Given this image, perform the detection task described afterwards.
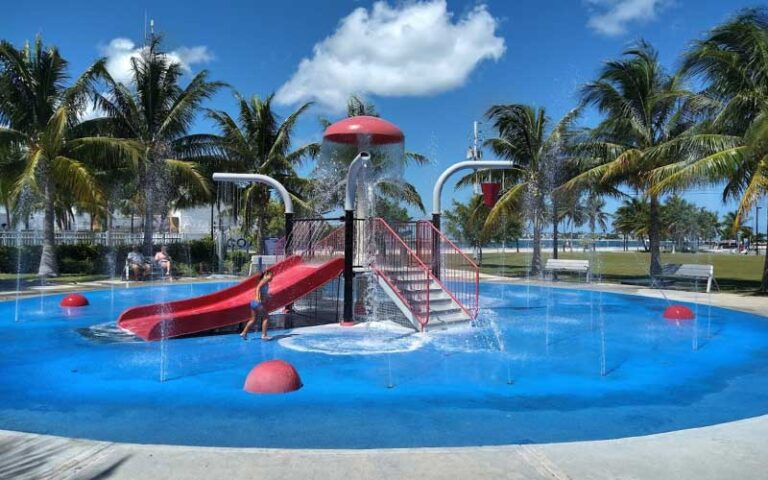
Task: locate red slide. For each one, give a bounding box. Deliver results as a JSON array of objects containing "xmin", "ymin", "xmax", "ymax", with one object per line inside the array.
[{"xmin": 117, "ymin": 256, "xmax": 344, "ymax": 341}]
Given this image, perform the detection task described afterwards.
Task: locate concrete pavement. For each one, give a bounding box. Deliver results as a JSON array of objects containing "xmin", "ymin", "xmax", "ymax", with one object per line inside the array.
[{"xmin": 2, "ymin": 413, "xmax": 768, "ymax": 479}]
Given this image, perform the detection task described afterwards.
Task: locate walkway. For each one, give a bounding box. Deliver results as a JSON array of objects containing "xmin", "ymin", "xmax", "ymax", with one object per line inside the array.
[{"xmin": 2, "ymin": 414, "xmax": 767, "ymax": 479}]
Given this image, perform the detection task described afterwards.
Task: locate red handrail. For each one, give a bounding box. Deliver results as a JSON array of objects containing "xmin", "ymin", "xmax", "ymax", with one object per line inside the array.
[
  {"xmin": 416, "ymin": 220, "xmax": 479, "ymax": 270},
  {"xmin": 416, "ymin": 220, "xmax": 479, "ymax": 319},
  {"xmin": 388, "ymin": 220, "xmax": 479, "ymax": 320},
  {"xmin": 369, "ymin": 218, "xmax": 431, "ymax": 330}
]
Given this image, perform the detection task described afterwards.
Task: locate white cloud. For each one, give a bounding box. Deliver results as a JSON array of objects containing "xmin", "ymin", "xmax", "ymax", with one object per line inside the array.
[
  {"xmin": 275, "ymin": 0, "xmax": 505, "ymax": 111},
  {"xmin": 99, "ymin": 38, "xmax": 213, "ymax": 85},
  {"xmin": 585, "ymin": 0, "xmax": 671, "ymax": 36}
]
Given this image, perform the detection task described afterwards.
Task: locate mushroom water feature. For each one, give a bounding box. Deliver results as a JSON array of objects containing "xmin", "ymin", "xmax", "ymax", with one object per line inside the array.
[{"xmin": 321, "ymin": 116, "xmax": 404, "ymax": 326}]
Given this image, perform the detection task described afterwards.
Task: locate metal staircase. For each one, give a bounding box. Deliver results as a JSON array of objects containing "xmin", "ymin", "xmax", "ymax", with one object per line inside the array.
[{"xmin": 369, "ymin": 218, "xmax": 478, "ymax": 331}]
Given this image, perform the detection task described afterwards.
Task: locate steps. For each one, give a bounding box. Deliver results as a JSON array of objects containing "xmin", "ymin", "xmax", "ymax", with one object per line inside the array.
[
  {"xmin": 375, "ymin": 265, "xmax": 471, "ymax": 331},
  {"xmin": 369, "ymin": 218, "xmax": 477, "ymax": 332}
]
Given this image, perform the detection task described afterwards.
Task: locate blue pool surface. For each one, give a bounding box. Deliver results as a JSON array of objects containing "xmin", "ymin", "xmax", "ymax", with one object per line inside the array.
[{"xmin": 1, "ymin": 281, "xmax": 768, "ymax": 448}]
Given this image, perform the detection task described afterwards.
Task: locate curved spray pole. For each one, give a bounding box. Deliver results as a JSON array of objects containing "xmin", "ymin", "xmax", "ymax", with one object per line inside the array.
[
  {"xmin": 342, "ymin": 152, "xmax": 371, "ymax": 325},
  {"xmin": 431, "ymin": 160, "xmax": 515, "ymax": 277},
  {"xmin": 212, "ymin": 173, "xmax": 295, "ymax": 254}
]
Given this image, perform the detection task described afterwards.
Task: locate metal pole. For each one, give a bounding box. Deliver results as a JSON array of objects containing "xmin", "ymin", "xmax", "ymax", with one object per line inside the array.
[
  {"xmin": 284, "ymin": 212, "xmax": 294, "ymax": 255},
  {"xmin": 431, "ymin": 213, "xmax": 441, "ymax": 278},
  {"xmin": 212, "ymin": 173, "xmax": 295, "ymax": 273},
  {"xmin": 342, "ymin": 152, "xmax": 370, "ymax": 325},
  {"xmin": 431, "ymin": 160, "xmax": 516, "ymax": 280},
  {"xmin": 211, "ymin": 173, "xmax": 294, "ymax": 215},
  {"xmin": 342, "ymin": 209, "xmax": 355, "ymax": 325}
]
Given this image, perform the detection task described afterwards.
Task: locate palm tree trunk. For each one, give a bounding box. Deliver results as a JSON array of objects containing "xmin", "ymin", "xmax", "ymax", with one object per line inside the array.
[
  {"xmin": 142, "ymin": 164, "xmax": 154, "ymax": 256},
  {"xmin": 142, "ymin": 193, "xmax": 153, "ymax": 255},
  {"xmin": 531, "ymin": 219, "xmax": 542, "ymax": 275},
  {"xmin": 258, "ymin": 205, "xmax": 266, "ymax": 255},
  {"xmin": 552, "ymin": 198, "xmax": 559, "ymax": 260},
  {"xmin": 531, "ymin": 194, "xmax": 543, "ymax": 276},
  {"xmin": 761, "ymin": 209, "xmax": 768, "ymax": 293},
  {"xmin": 648, "ymin": 194, "xmax": 662, "ymax": 277},
  {"xmin": 3, "ymin": 198, "xmax": 11, "ymax": 228},
  {"xmin": 38, "ymin": 176, "xmax": 58, "ymax": 277}
]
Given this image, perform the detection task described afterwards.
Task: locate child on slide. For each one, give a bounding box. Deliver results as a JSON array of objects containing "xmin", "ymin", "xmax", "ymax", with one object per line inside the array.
[{"xmin": 240, "ymin": 271, "xmax": 274, "ymax": 341}]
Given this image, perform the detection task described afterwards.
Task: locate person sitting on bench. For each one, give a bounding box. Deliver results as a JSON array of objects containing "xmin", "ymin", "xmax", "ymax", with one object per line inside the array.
[
  {"xmin": 154, "ymin": 245, "xmax": 173, "ymax": 279},
  {"xmin": 128, "ymin": 245, "xmax": 151, "ymax": 280}
]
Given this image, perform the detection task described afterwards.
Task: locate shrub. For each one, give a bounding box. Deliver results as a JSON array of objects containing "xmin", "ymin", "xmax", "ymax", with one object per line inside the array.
[
  {"xmin": 0, "ymin": 245, "xmax": 41, "ymax": 274},
  {"xmin": 56, "ymin": 244, "xmax": 106, "ymax": 274},
  {"xmin": 225, "ymin": 250, "xmax": 251, "ymax": 275},
  {"xmin": 0, "ymin": 236, "xmax": 217, "ymax": 276}
]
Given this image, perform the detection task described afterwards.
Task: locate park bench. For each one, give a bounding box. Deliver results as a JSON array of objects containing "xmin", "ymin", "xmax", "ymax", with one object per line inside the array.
[
  {"xmin": 543, "ymin": 259, "xmax": 591, "ymax": 282},
  {"xmin": 658, "ymin": 263, "xmax": 717, "ymax": 293}
]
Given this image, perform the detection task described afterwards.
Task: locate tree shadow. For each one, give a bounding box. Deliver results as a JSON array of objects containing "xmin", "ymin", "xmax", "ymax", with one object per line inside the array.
[{"xmin": 0, "ymin": 436, "xmax": 129, "ymax": 479}]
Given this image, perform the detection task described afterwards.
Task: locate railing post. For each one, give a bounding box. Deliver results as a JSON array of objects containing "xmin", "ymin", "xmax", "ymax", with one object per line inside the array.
[
  {"xmin": 284, "ymin": 212, "xmax": 294, "ymax": 255},
  {"xmin": 431, "ymin": 213, "xmax": 441, "ymax": 279},
  {"xmin": 342, "ymin": 209, "xmax": 355, "ymax": 326}
]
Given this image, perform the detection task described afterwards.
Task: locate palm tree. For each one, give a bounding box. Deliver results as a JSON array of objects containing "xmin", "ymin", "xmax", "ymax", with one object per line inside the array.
[
  {"xmin": 0, "ymin": 143, "xmax": 22, "ymax": 228},
  {"xmin": 662, "ymin": 195, "xmax": 699, "ymax": 251},
  {"xmin": 719, "ymin": 211, "xmax": 741, "ymax": 239},
  {"xmin": 558, "ymin": 190, "xmax": 585, "ymax": 251},
  {"xmin": 0, "ymin": 37, "xmax": 133, "ymax": 275},
  {"xmin": 344, "ymin": 95, "xmax": 379, "ymax": 117},
  {"xmin": 564, "ymin": 41, "xmax": 713, "ymax": 277},
  {"xmin": 584, "ymin": 193, "xmax": 610, "ymax": 249},
  {"xmin": 462, "ymin": 105, "xmax": 579, "ymax": 275},
  {"xmin": 444, "ymin": 195, "xmax": 491, "ymax": 264},
  {"xmin": 650, "ymin": 9, "xmax": 768, "ymax": 291},
  {"xmin": 613, "ymin": 197, "xmax": 651, "ymax": 251},
  {"xmin": 718, "ymin": 210, "xmax": 753, "ymax": 242},
  {"xmin": 205, "ymin": 92, "xmax": 316, "ymax": 252},
  {"xmin": 90, "ymin": 34, "xmax": 220, "ymax": 254}
]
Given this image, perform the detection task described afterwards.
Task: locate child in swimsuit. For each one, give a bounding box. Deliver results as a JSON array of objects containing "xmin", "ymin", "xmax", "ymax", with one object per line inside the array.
[{"xmin": 240, "ymin": 271, "xmax": 274, "ymax": 340}]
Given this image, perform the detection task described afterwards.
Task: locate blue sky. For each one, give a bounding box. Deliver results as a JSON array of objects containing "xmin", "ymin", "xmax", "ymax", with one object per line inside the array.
[{"xmin": 2, "ymin": 0, "xmax": 765, "ymax": 228}]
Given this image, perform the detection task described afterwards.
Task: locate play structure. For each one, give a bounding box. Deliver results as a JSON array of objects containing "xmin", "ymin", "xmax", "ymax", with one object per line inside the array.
[{"xmin": 118, "ymin": 116, "xmax": 516, "ymax": 340}]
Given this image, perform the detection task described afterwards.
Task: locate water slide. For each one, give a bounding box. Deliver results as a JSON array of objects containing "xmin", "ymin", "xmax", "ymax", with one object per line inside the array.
[{"xmin": 117, "ymin": 256, "xmax": 344, "ymax": 341}]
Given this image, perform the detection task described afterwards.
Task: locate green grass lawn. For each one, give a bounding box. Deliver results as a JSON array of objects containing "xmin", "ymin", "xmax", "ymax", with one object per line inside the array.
[{"xmin": 479, "ymin": 250, "xmax": 766, "ymax": 293}]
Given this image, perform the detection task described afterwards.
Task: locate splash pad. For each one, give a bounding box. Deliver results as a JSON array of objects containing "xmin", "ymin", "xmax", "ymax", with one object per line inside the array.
[
  {"xmin": 3, "ymin": 115, "xmax": 768, "ymax": 451},
  {"xmin": 3, "ymin": 283, "xmax": 768, "ymax": 448}
]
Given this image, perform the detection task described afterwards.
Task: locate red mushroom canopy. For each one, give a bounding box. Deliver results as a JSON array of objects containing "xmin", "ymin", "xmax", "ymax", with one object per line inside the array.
[{"xmin": 323, "ymin": 116, "xmax": 404, "ymax": 145}]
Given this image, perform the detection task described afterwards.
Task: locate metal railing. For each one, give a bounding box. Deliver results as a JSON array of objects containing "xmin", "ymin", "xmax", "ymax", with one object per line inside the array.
[
  {"xmin": 270, "ymin": 220, "xmax": 345, "ymax": 265},
  {"xmin": 368, "ymin": 218, "xmax": 432, "ymax": 330},
  {"xmin": 392, "ymin": 220, "xmax": 479, "ymax": 320}
]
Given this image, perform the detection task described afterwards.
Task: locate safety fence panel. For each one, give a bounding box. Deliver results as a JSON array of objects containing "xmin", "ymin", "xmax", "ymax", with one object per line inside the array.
[
  {"xmin": 368, "ymin": 218, "xmax": 431, "ymax": 329},
  {"xmin": 392, "ymin": 220, "xmax": 479, "ymax": 320}
]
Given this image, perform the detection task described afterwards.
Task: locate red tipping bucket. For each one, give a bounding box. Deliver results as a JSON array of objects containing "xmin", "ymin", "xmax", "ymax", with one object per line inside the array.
[
  {"xmin": 481, "ymin": 182, "xmax": 501, "ymax": 208},
  {"xmin": 323, "ymin": 116, "xmax": 404, "ymax": 145}
]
